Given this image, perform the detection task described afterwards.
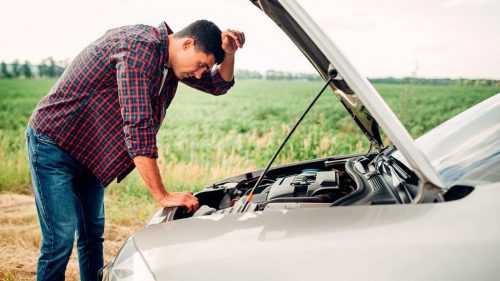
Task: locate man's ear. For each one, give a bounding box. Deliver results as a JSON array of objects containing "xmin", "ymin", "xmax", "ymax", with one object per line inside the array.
[{"xmin": 182, "ymin": 38, "xmax": 195, "ymax": 50}]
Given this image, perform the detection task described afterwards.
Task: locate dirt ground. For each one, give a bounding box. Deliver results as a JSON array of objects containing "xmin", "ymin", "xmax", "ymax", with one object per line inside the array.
[{"xmin": 0, "ymin": 193, "xmax": 140, "ymax": 281}]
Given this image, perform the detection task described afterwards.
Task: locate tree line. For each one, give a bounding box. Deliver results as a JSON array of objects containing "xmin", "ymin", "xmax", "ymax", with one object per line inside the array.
[
  {"xmin": 0, "ymin": 58, "xmax": 67, "ymax": 79},
  {"xmin": 369, "ymin": 77, "xmax": 500, "ymax": 87},
  {"xmin": 235, "ymin": 70, "xmax": 499, "ymax": 87},
  {"xmin": 1, "ymin": 59, "xmax": 499, "ymax": 87},
  {"xmin": 235, "ymin": 69, "xmax": 322, "ymax": 81}
]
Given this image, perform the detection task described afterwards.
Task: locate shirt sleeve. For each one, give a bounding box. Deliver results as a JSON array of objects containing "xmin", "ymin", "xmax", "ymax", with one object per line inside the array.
[
  {"xmin": 113, "ymin": 49, "xmax": 158, "ymax": 159},
  {"xmin": 180, "ymin": 67, "xmax": 235, "ymax": 96}
]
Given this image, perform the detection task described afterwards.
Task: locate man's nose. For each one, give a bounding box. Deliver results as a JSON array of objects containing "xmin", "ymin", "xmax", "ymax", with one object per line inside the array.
[{"xmin": 194, "ymin": 69, "xmax": 203, "ymax": 79}]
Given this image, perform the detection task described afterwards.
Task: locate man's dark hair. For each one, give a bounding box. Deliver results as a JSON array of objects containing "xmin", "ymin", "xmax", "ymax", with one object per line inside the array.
[{"xmin": 174, "ymin": 20, "xmax": 225, "ymax": 64}]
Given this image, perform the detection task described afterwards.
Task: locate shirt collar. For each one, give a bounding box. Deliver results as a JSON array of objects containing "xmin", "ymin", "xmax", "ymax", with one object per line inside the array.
[{"xmin": 158, "ymin": 21, "xmax": 174, "ymax": 69}]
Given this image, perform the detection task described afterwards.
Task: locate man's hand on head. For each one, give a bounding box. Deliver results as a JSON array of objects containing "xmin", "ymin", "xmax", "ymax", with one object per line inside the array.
[
  {"xmin": 221, "ymin": 29, "xmax": 245, "ymax": 55},
  {"xmin": 218, "ymin": 29, "xmax": 245, "ymax": 81}
]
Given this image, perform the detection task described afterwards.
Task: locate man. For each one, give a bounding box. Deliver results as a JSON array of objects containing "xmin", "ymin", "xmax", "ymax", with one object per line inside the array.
[{"xmin": 26, "ymin": 20, "xmax": 245, "ymax": 281}]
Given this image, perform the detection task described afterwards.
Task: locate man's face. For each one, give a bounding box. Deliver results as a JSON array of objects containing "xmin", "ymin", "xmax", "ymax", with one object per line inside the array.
[{"xmin": 172, "ymin": 38, "xmax": 216, "ymax": 80}]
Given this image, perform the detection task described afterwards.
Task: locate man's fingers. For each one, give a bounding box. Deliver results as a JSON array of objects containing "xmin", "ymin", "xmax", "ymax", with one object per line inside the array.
[
  {"xmin": 223, "ymin": 30, "xmax": 244, "ymax": 48},
  {"xmin": 183, "ymin": 193, "xmax": 198, "ymax": 213},
  {"xmin": 192, "ymin": 201, "xmax": 199, "ymax": 213},
  {"xmin": 186, "ymin": 201, "xmax": 198, "ymax": 214},
  {"xmin": 230, "ymin": 30, "xmax": 244, "ymax": 45},
  {"xmin": 238, "ymin": 32, "xmax": 245, "ymax": 47},
  {"xmin": 234, "ymin": 33, "xmax": 243, "ymax": 47},
  {"xmin": 192, "ymin": 196, "xmax": 199, "ymax": 212},
  {"xmin": 225, "ymin": 33, "xmax": 241, "ymax": 48},
  {"xmin": 239, "ymin": 32, "xmax": 245, "ymax": 46}
]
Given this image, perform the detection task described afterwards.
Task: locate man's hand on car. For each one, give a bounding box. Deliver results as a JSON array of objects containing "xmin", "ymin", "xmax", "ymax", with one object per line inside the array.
[
  {"xmin": 133, "ymin": 156, "xmax": 199, "ymax": 213},
  {"xmin": 157, "ymin": 191, "xmax": 199, "ymax": 214}
]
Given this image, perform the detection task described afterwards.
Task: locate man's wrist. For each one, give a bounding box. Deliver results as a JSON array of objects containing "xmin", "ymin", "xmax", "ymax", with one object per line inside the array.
[
  {"xmin": 224, "ymin": 52, "xmax": 235, "ymax": 58},
  {"xmin": 153, "ymin": 189, "xmax": 169, "ymax": 203}
]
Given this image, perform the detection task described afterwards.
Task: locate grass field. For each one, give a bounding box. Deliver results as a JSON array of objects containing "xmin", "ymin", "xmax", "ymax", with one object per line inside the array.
[
  {"xmin": 0, "ymin": 78, "xmax": 498, "ymax": 280},
  {"xmin": 1, "ymin": 79, "xmax": 498, "ymax": 194}
]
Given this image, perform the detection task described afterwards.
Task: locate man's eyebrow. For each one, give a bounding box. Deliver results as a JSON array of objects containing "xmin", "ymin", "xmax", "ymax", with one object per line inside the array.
[{"xmin": 201, "ymin": 62, "xmax": 212, "ymax": 72}]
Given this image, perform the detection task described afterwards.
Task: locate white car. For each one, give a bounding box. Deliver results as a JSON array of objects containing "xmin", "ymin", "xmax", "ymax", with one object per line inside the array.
[{"xmin": 100, "ymin": 0, "xmax": 500, "ymax": 280}]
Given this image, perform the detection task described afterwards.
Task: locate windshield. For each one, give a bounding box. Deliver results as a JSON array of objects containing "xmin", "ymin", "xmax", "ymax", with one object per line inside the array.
[{"xmin": 394, "ymin": 94, "xmax": 500, "ymax": 187}]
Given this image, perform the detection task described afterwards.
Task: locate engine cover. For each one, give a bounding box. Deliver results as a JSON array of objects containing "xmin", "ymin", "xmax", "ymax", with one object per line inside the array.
[{"xmin": 267, "ymin": 170, "xmax": 338, "ymax": 200}]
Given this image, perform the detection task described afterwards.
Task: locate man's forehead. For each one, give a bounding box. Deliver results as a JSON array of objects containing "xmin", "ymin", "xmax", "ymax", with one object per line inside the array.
[
  {"xmin": 201, "ymin": 53, "xmax": 216, "ymax": 68},
  {"xmin": 203, "ymin": 54, "xmax": 215, "ymax": 67}
]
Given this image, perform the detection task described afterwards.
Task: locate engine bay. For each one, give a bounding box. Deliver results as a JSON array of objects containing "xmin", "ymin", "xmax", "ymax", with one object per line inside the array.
[{"xmin": 148, "ymin": 147, "xmax": 451, "ymax": 222}]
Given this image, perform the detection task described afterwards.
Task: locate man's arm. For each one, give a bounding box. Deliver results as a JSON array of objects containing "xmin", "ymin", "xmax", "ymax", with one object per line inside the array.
[
  {"xmin": 113, "ymin": 46, "xmax": 199, "ymax": 212},
  {"xmin": 219, "ymin": 29, "xmax": 245, "ymax": 81},
  {"xmin": 180, "ymin": 29, "xmax": 245, "ymax": 95},
  {"xmin": 133, "ymin": 156, "xmax": 199, "ymax": 213}
]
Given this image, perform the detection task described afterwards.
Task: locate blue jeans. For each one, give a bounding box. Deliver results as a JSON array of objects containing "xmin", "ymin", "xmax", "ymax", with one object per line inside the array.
[{"xmin": 26, "ymin": 126, "xmax": 105, "ymax": 281}]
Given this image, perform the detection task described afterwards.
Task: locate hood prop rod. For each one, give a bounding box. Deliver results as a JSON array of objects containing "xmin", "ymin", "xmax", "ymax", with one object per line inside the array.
[{"xmin": 241, "ymin": 66, "xmax": 337, "ymax": 212}]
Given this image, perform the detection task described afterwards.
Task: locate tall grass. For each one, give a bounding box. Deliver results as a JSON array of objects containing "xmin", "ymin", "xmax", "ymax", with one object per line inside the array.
[
  {"xmin": 0, "ymin": 131, "xmax": 31, "ymax": 193},
  {"xmin": 0, "ymin": 79, "xmax": 498, "ymax": 197}
]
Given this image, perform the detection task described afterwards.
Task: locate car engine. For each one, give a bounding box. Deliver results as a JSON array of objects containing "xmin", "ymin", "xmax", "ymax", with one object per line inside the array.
[{"xmin": 148, "ymin": 148, "xmax": 446, "ymax": 223}]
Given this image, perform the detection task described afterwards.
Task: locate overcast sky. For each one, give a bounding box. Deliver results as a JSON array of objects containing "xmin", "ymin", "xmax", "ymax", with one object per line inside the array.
[{"xmin": 1, "ymin": 0, "xmax": 499, "ymax": 78}]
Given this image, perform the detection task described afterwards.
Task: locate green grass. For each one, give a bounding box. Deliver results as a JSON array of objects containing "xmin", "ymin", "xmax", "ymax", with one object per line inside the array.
[{"xmin": 0, "ymin": 78, "xmax": 498, "ymax": 203}]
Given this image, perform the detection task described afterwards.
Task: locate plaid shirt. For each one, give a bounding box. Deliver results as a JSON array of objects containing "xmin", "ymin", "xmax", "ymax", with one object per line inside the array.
[{"xmin": 29, "ymin": 22, "xmax": 234, "ymax": 186}]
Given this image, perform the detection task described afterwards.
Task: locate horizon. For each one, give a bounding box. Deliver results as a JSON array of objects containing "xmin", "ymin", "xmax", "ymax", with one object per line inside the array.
[
  {"xmin": 2, "ymin": 61, "xmax": 500, "ymax": 81},
  {"xmin": 1, "ymin": 0, "xmax": 499, "ymax": 79}
]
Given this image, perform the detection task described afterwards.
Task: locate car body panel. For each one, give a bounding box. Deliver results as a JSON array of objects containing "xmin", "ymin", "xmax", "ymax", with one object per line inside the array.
[
  {"xmin": 251, "ymin": 0, "xmax": 445, "ymax": 188},
  {"xmin": 133, "ymin": 182, "xmax": 500, "ymax": 281},
  {"xmin": 415, "ymin": 93, "xmax": 500, "ymax": 187}
]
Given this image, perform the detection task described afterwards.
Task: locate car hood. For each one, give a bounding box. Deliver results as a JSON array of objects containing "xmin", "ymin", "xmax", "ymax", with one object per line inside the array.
[
  {"xmin": 251, "ymin": 0, "xmax": 445, "ymax": 189},
  {"xmin": 131, "ymin": 184, "xmax": 500, "ymax": 280}
]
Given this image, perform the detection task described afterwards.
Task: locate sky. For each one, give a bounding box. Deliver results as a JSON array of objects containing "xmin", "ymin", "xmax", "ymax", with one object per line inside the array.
[{"xmin": 1, "ymin": 0, "xmax": 499, "ymax": 78}]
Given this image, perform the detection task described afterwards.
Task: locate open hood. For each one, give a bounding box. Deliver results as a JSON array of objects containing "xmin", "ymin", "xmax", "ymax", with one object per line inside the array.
[{"xmin": 251, "ymin": 0, "xmax": 446, "ymax": 189}]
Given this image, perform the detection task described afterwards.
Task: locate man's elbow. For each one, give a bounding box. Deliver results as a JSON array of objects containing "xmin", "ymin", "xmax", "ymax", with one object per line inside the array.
[
  {"xmin": 211, "ymin": 79, "xmax": 235, "ymax": 96},
  {"xmin": 210, "ymin": 87, "xmax": 231, "ymax": 96}
]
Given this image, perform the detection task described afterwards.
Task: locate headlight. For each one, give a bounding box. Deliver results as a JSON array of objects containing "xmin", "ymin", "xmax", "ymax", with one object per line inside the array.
[{"xmin": 107, "ymin": 238, "xmax": 155, "ymax": 281}]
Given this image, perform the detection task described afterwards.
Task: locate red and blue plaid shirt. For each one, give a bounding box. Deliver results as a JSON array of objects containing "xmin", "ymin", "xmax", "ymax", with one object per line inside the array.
[{"xmin": 29, "ymin": 22, "xmax": 234, "ymax": 186}]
